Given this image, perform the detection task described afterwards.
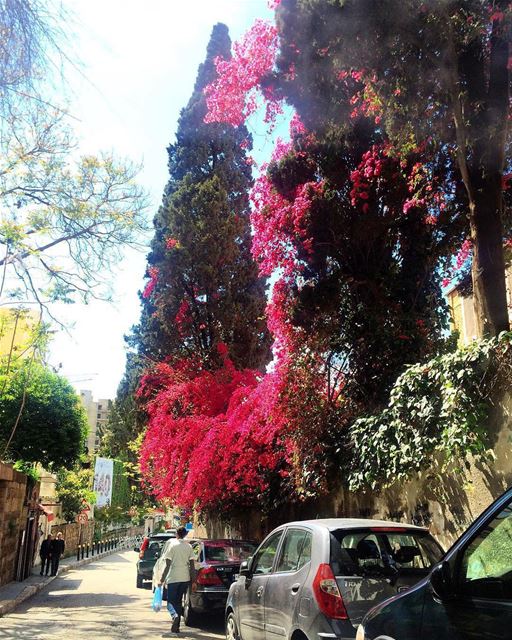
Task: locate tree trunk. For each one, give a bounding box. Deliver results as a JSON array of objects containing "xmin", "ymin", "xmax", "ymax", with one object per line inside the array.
[
  {"xmin": 469, "ymin": 191, "xmax": 509, "ymax": 337},
  {"xmin": 454, "ymin": 8, "xmax": 510, "ymax": 337}
]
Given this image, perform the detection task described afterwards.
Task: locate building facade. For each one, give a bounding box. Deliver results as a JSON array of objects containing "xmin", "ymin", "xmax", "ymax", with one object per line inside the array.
[
  {"xmin": 447, "ymin": 264, "xmax": 512, "ymax": 344},
  {"xmin": 79, "ymin": 390, "xmax": 112, "ymax": 455}
]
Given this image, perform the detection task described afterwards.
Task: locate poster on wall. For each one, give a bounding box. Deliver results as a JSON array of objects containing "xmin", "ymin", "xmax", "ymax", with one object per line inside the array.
[{"xmin": 93, "ymin": 457, "xmax": 113, "ymax": 507}]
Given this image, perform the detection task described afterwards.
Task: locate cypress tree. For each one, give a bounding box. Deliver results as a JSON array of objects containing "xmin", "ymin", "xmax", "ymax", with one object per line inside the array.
[{"xmin": 136, "ymin": 22, "xmax": 270, "ymax": 371}]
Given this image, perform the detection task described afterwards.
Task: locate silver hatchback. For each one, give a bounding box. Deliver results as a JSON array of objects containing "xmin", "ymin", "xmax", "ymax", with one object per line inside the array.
[{"xmin": 225, "ymin": 518, "xmax": 443, "ymax": 640}]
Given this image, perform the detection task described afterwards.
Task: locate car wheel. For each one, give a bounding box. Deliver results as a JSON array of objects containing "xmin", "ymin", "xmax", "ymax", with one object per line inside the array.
[
  {"xmin": 136, "ymin": 573, "xmax": 144, "ymax": 588},
  {"xmin": 226, "ymin": 612, "xmax": 240, "ymax": 640},
  {"xmin": 183, "ymin": 588, "xmax": 197, "ymax": 626}
]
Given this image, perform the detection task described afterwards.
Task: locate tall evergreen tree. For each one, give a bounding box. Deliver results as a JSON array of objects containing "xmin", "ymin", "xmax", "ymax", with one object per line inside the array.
[
  {"xmin": 136, "ymin": 22, "xmax": 269, "ymax": 371},
  {"xmin": 107, "ymin": 24, "xmax": 271, "ymax": 459}
]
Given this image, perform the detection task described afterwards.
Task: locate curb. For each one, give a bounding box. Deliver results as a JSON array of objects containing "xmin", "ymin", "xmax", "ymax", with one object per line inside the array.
[{"xmin": 0, "ymin": 549, "xmax": 120, "ymax": 618}]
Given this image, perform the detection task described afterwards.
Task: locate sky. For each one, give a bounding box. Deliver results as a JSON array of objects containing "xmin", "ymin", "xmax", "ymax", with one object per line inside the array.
[{"xmin": 48, "ymin": 0, "xmax": 276, "ymax": 399}]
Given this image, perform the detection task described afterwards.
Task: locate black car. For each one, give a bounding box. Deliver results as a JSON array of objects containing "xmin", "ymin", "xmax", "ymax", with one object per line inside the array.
[
  {"xmin": 136, "ymin": 531, "xmax": 176, "ymax": 588},
  {"xmin": 183, "ymin": 538, "xmax": 257, "ymax": 625},
  {"xmin": 357, "ymin": 487, "xmax": 512, "ymax": 640}
]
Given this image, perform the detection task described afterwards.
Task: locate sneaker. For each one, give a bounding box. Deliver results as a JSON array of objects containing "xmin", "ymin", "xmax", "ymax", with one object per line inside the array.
[{"xmin": 162, "ymin": 632, "xmax": 180, "ymax": 638}]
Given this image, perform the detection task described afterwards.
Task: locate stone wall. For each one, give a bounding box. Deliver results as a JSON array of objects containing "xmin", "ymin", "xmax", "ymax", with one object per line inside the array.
[
  {"xmin": 0, "ymin": 463, "xmax": 39, "ymax": 587},
  {"xmin": 50, "ymin": 521, "xmax": 94, "ymax": 558},
  {"xmin": 202, "ymin": 389, "xmax": 512, "ymax": 549}
]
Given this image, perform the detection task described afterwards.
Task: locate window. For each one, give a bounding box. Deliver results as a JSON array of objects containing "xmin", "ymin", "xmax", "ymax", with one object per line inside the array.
[
  {"xmin": 252, "ymin": 531, "xmax": 283, "ymax": 575},
  {"xmin": 276, "ymin": 529, "xmax": 312, "ymax": 573},
  {"xmin": 330, "ymin": 529, "xmax": 442, "ymax": 577},
  {"xmin": 204, "ymin": 541, "xmax": 256, "ymax": 563},
  {"xmin": 98, "ymin": 404, "xmax": 102, "ymax": 410},
  {"xmin": 460, "ymin": 500, "xmax": 512, "ymax": 600}
]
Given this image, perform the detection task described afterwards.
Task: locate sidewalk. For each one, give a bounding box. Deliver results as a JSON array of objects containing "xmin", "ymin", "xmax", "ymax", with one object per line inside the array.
[{"xmin": 0, "ymin": 547, "xmax": 119, "ymax": 617}]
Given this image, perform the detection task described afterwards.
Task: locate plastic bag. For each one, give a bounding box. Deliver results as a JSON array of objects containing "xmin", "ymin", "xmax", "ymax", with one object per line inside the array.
[{"xmin": 152, "ymin": 585, "xmax": 163, "ymax": 612}]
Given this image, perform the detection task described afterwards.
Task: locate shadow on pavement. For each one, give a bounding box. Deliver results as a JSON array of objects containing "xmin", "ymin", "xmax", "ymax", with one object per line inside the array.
[
  {"xmin": 47, "ymin": 579, "xmax": 83, "ymax": 591},
  {"xmin": 0, "ymin": 617, "xmax": 130, "ymax": 639},
  {"xmin": 25, "ymin": 592, "xmax": 140, "ymax": 609},
  {"xmin": 185, "ymin": 612, "xmax": 225, "ymax": 635}
]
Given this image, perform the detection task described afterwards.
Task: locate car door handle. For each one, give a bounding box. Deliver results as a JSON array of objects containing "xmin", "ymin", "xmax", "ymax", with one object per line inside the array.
[
  {"xmin": 256, "ymin": 586, "xmax": 264, "ymax": 598},
  {"xmin": 291, "ymin": 583, "xmax": 301, "ymax": 594}
]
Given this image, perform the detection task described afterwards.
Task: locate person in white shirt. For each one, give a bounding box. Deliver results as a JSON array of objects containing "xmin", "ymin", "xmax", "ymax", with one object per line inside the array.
[{"xmin": 158, "ymin": 527, "xmax": 195, "ymax": 637}]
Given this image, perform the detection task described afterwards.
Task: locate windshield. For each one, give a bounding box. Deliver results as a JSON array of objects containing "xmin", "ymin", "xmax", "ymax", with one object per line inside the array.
[
  {"xmin": 330, "ymin": 529, "xmax": 443, "ymax": 577},
  {"xmin": 204, "ymin": 541, "xmax": 256, "ymax": 563}
]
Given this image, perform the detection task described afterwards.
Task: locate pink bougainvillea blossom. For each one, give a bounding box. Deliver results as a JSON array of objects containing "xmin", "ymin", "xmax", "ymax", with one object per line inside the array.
[
  {"xmin": 142, "ymin": 266, "xmax": 159, "ymax": 299},
  {"xmin": 289, "ymin": 111, "xmax": 307, "ymax": 136},
  {"xmin": 204, "ymin": 19, "xmax": 280, "ymax": 127},
  {"xmin": 175, "ymin": 299, "xmax": 192, "ymax": 336}
]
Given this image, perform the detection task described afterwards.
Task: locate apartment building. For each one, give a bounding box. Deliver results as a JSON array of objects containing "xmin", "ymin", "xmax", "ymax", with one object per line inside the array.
[{"xmin": 79, "ymin": 390, "xmax": 112, "ymax": 454}]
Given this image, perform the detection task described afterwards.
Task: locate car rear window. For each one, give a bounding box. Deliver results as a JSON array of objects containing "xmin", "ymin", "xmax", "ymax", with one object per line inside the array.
[
  {"xmin": 330, "ymin": 528, "xmax": 443, "ymax": 577},
  {"xmin": 204, "ymin": 541, "xmax": 256, "ymax": 563},
  {"xmin": 145, "ymin": 540, "xmax": 163, "ymax": 558}
]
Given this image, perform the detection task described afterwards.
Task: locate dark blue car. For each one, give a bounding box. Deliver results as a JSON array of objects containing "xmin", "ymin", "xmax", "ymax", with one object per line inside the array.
[{"xmin": 357, "ymin": 487, "xmax": 512, "ymax": 640}]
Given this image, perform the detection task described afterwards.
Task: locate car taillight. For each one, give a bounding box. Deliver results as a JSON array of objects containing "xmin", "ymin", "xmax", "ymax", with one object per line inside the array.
[
  {"xmin": 196, "ymin": 567, "xmax": 223, "ymax": 586},
  {"xmin": 312, "ymin": 563, "xmax": 348, "ymax": 620}
]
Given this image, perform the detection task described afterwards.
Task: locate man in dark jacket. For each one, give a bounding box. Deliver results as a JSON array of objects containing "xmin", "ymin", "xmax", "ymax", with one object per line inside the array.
[
  {"xmin": 50, "ymin": 532, "xmax": 65, "ymax": 576},
  {"xmin": 39, "ymin": 534, "xmax": 52, "ymax": 576}
]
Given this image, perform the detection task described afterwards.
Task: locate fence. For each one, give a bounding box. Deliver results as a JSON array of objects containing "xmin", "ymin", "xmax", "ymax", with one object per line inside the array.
[{"xmin": 74, "ymin": 532, "xmax": 145, "ymax": 560}]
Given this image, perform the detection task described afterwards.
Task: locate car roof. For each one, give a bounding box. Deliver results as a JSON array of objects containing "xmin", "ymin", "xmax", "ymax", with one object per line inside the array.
[
  {"xmin": 150, "ymin": 532, "xmax": 177, "ymax": 538},
  {"xmin": 277, "ymin": 518, "xmax": 427, "ymax": 532}
]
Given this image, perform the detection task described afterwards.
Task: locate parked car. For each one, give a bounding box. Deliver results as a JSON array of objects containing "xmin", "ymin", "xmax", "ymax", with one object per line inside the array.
[
  {"xmin": 357, "ymin": 487, "xmax": 512, "ymax": 640},
  {"xmin": 136, "ymin": 531, "xmax": 177, "ymax": 588},
  {"xmin": 152, "ymin": 538, "xmax": 257, "ymax": 624},
  {"xmin": 225, "ymin": 519, "xmax": 444, "ymax": 640}
]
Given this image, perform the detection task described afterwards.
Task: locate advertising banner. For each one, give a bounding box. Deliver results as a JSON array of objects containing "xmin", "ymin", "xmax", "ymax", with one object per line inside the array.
[{"xmin": 93, "ymin": 457, "xmax": 113, "ymax": 507}]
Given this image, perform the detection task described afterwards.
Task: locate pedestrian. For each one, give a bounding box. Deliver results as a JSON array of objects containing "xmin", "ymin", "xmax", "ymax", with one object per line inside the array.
[
  {"xmin": 39, "ymin": 534, "xmax": 52, "ymax": 576},
  {"xmin": 158, "ymin": 526, "xmax": 196, "ymax": 637},
  {"xmin": 50, "ymin": 532, "xmax": 65, "ymax": 576}
]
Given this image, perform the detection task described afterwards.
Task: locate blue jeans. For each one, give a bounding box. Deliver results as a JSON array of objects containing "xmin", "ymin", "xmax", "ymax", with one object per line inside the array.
[{"xmin": 166, "ymin": 581, "xmax": 189, "ymax": 622}]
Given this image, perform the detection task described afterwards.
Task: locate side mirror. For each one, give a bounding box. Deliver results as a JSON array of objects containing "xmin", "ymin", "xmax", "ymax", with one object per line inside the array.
[
  {"xmin": 430, "ymin": 561, "xmax": 453, "ymax": 601},
  {"xmin": 134, "ymin": 547, "xmax": 140, "ymax": 553},
  {"xmin": 240, "ymin": 557, "xmax": 252, "ymax": 576}
]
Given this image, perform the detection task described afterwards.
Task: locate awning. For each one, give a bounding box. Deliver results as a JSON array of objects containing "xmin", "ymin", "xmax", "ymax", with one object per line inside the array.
[{"xmin": 39, "ymin": 505, "xmax": 55, "ymax": 521}]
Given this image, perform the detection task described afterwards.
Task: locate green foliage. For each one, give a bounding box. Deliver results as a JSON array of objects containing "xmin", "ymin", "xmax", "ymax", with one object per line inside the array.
[
  {"xmin": 348, "ymin": 333, "xmax": 512, "ymax": 490},
  {"xmin": 100, "ymin": 353, "xmax": 142, "ymax": 462},
  {"xmin": 110, "ymin": 459, "xmax": 131, "ymax": 511},
  {"xmin": 56, "ymin": 466, "xmax": 95, "ymax": 523},
  {"xmin": 13, "ymin": 459, "xmax": 41, "ymax": 482},
  {"xmin": 0, "ymin": 105, "xmax": 149, "ymax": 309},
  {"xmin": 0, "ymin": 359, "xmax": 88, "ymax": 468}
]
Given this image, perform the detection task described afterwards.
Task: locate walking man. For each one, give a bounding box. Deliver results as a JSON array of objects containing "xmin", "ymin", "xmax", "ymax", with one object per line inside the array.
[
  {"xmin": 50, "ymin": 532, "xmax": 65, "ymax": 576},
  {"xmin": 39, "ymin": 534, "xmax": 52, "ymax": 576},
  {"xmin": 158, "ymin": 527, "xmax": 195, "ymax": 637}
]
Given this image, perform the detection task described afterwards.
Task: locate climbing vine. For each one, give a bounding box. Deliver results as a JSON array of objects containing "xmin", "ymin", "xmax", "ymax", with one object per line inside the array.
[{"xmin": 348, "ymin": 333, "xmax": 512, "ymax": 491}]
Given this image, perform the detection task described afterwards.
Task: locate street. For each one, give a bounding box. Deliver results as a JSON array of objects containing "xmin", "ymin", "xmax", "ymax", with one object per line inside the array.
[{"xmin": 0, "ymin": 551, "xmax": 224, "ymax": 640}]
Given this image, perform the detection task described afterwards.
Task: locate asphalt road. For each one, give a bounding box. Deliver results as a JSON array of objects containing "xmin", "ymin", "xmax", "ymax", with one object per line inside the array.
[{"xmin": 0, "ymin": 551, "xmax": 225, "ymax": 640}]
